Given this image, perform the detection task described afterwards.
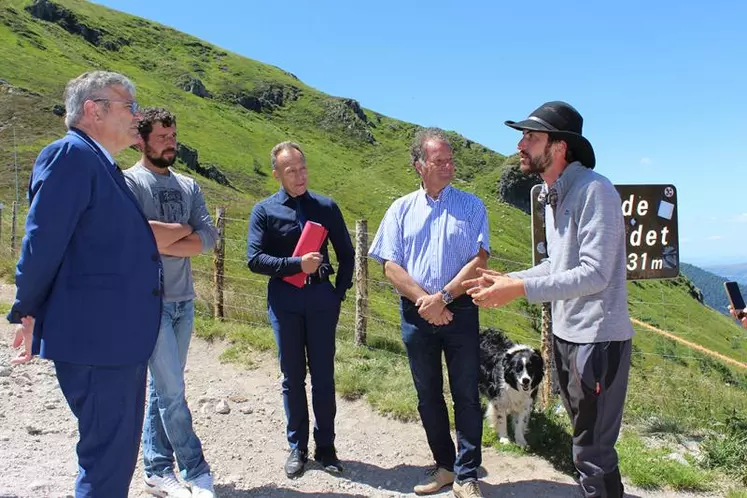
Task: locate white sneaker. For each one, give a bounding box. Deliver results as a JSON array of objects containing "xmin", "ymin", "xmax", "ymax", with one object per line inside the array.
[
  {"xmin": 190, "ymin": 472, "xmax": 216, "ymax": 498},
  {"xmin": 144, "ymin": 471, "xmax": 192, "ymax": 498}
]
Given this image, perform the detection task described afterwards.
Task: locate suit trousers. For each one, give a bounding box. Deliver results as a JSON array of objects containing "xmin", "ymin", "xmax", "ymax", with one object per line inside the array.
[
  {"xmin": 267, "ymin": 278, "xmax": 341, "ymax": 452},
  {"xmin": 55, "ymin": 361, "xmax": 147, "ymax": 498}
]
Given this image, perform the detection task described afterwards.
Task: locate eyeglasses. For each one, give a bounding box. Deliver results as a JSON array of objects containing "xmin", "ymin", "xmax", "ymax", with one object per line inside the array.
[{"xmin": 91, "ymin": 98, "xmax": 140, "ymax": 115}]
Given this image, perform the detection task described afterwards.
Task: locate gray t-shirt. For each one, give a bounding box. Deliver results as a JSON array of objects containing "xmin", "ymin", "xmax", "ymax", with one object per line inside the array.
[{"xmin": 124, "ymin": 163, "xmax": 218, "ymax": 303}]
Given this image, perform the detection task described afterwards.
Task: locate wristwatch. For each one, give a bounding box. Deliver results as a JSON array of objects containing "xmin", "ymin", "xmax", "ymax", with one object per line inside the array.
[{"xmin": 440, "ymin": 288, "xmax": 454, "ymax": 305}]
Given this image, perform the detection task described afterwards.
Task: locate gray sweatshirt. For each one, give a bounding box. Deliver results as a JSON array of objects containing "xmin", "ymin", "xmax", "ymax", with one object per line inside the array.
[
  {"xmin": 124, "ymin": 163, "xmax": 218, "ymax": 303},
  {"xmin": 508, "ymin": 162, "xmax": 635, "ymax": 343}
]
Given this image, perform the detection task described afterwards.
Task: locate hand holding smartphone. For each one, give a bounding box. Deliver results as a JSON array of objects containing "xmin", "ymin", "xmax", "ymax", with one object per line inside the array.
[{"xmin": 724, "ymin": 281, "xmax": 746, "ymax": 319}]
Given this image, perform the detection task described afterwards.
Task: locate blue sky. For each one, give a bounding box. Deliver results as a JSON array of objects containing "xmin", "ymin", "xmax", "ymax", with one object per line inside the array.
[{"xmin": 95, "ymin": 0, "xmax": 747, "ymax": 266}]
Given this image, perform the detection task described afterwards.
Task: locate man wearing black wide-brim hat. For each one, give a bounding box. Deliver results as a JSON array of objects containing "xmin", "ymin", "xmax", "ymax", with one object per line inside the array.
[{"xmin": 465, "ymin": 101, "xmax": 634, "ymax": 498}]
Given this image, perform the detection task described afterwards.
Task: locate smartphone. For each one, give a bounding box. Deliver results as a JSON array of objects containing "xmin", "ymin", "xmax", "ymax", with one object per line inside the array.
[{"xmin": 724, "ymin": 281, "xmax": 746, "ymax": 319}]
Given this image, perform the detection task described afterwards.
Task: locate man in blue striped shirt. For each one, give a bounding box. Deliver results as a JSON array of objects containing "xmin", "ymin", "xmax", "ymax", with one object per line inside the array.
[{"xmin": 368, "ymin": 128, "xmax": 490, "ymax": 498}]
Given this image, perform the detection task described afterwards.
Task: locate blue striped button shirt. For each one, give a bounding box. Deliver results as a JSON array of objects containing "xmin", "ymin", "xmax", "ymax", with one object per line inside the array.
[{"xmin": 368, "ymin": 185, "xmax": 490, "ymax": 294}]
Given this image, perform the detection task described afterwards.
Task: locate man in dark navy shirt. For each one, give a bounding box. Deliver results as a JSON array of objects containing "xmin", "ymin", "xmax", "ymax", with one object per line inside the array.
[{"xmin": 247, "ymin": 141, "xmax": 354, "ymax": 478}]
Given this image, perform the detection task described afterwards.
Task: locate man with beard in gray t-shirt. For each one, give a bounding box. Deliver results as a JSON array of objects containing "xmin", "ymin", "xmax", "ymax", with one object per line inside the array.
[{"xmin": 124, "ymin": 107, "xmax": 218, "ymax": 498}]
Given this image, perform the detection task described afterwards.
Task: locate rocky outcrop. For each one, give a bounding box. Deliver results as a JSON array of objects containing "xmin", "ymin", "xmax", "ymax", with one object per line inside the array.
[
  {"xmin": 320, "ymin": 97, "xmax": 375, "ymax": 145},
  {"xmin": 177, "ymin": 75, "xmax": 211, "ymax": 98},
  {"xmin": 497, "ymin": 161, "xmax": 542, "ymax": 214},
  {"xmin": 233, "ymin": 82, "xmax": 300, "ymax": 113},
  {"xmin": 176, "ymin": 143, "xmax": 231, "ymax": 188},
  {"xmin": 25, "ymin": 0, "xmax": 130, "ymax": 51}
]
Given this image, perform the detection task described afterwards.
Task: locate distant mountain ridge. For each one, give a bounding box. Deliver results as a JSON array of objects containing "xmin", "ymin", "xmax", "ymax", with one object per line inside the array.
[
  {"xmin": 680, "ymin": 262, "xmax": 747, "ymax": 315},
  {"xmin": 703, "ymin": 262, "xmax": 747, "ymax": 286}
]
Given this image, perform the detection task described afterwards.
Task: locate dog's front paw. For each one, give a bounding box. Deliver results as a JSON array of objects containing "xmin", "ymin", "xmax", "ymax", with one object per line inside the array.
[{"xmin": 498, "ymin": 437, "xmax": 511, "ymax": 445}]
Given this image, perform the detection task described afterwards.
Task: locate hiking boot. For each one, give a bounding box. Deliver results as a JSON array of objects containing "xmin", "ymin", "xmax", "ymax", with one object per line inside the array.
[
  {"xmin": 143, "ymin": 471, "xmax": 192, "ymax": 498},
  {"xmin": 189, "ymin": 472, "xmax": 216, "ymax": 498},
  {"xmin": 413, "ymin": 466, "xmax": 454, "ymax": 495},
  {"xmin": 453, "ymin": 479, "xmax": 484, "ymax": 498},
  {"xmin": 285, "ymin": 448, "xmax": 308, "ymax": 478},
  {"xmin": 314, "ymin": 445, "xmax": 343, "ymax": 474}
]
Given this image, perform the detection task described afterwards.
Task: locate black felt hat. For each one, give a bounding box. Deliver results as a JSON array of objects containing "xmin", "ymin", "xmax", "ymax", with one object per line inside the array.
[{"xmin": 505, "ymin": 101, "xmax": 595, "ymax": 169}]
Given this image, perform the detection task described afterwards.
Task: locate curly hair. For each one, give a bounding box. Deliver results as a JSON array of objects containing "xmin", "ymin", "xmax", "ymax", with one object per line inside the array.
[{"xmin": 137, "ymin": 107, "xmax": 177, "ymax": 142}]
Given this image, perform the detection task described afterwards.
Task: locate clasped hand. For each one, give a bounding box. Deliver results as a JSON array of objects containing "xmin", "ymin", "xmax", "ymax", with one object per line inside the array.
[{"xmin": 415, "ymin": 293, "xmax": 453, "ymax": 326}]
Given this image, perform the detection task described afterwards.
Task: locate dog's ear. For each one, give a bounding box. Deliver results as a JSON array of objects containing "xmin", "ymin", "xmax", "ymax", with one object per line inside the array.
[
  {"xmin": 501, "ymin": 350, "xmax": 513, "ymax": 369},
  {"xmin": 530, "ymin": 351, "xmax": 545, "ymax": 371}
]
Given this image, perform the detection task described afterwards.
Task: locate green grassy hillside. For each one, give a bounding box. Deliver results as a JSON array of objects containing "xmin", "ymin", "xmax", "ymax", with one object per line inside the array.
[{"xmin": 0, "ymin": 0, "xmax": 745, "ymax": 492}]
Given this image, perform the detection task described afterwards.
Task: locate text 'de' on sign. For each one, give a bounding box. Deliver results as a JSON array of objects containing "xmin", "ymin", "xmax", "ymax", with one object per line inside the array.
[{"xmin": 530, "ymin": 184, "xmax": 680, "ymax": 280}]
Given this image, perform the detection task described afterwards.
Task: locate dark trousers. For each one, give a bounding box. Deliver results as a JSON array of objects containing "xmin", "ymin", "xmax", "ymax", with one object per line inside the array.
[
  {"xmin": 268, "ymin": 278, "xmax": 341, "ymax": 452},
  {"xmin": 400, "ymin": 296, "xmax": 482, "ymax": 482},
  {"xmin": 54, "ymin": 361, "xmax": 147, "ymax": 498},
  {"xmin": 553, "ymin": 336, "xmax": 632, "ymax": 498}
]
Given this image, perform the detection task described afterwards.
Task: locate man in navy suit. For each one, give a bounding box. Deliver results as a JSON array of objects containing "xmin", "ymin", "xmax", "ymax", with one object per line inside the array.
[
  {"xmin": 7, "ymin": 71, "xmax": 162, "ymax": 498},
  {"xmin": 247, "ymin": 142, "xmax": 354, "ymax": 478}
]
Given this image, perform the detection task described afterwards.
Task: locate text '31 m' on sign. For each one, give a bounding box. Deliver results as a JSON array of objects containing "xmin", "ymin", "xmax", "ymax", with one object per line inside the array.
[{"xmin": 530, "ymin": 184, "xmax": 679, "ymax": 281}]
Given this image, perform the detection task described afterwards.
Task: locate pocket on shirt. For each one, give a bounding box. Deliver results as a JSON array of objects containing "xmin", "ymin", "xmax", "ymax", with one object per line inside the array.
[{"xmin": 447, "ymin": 219, "xmax": 472, "ymax": 247}]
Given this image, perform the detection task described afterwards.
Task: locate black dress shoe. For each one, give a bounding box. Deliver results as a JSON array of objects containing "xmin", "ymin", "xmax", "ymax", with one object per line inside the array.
[
  {"xmin": 285, "ymin": 448, "xmax": 307, "ymax": 478},
  {"xmin": 314, "ymin": 445, "xmax": 343, "ymax": 473}
]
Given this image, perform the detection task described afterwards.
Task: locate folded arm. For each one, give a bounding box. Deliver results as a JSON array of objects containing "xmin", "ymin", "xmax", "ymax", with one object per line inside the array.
[
  {"xmin": 149, "ymin": 221, "xmax": 193, "ymax": 252},
  {"xmin": 160, "ymin": 182, "xmax": 218, "ymax": 258}
]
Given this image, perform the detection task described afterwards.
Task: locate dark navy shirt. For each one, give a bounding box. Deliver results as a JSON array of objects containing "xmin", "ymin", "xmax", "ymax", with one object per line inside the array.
[{"xmin": 247, "ymin": 188, "xmax": 355, "ymax": 300}]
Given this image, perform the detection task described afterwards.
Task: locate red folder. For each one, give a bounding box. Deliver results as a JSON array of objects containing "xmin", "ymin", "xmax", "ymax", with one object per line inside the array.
[{"xmin": 282, "ymin": 221, "xmax": 329, "ymax": 288}]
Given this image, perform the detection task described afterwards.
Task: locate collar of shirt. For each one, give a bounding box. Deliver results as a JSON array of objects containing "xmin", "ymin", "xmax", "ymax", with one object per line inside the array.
[
  {"xmin": 70, "ymin": 128, "xmax": 116, "ymax": 167},
  {"xmin": 277, "ymin": 187, "xmax": 310, "ymax": 206},
  {"xmin": 133, "ymin": 161, "xmax": 171, "ymax": 177},
  {"xmin": 419, "ymin": 184, "xmax": 453, "ymax": 205},
  {"xmin": 541, "ymin": 161, "xmax": 585, "ymax": 208}
]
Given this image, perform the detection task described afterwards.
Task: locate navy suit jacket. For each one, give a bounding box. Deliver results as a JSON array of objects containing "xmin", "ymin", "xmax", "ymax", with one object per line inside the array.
[{"xmin": 7, "ymin": 129, "xmax": 163, "ymax": 366}]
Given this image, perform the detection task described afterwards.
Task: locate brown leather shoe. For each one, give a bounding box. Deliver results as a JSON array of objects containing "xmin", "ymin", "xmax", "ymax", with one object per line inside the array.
[
  {"xmin": 453, "ymin": 480, "xmax": 484, "ymax": 498},
  {"xmin": 413, "ymin": 466, "xmax": 454, "ymax": 495}
]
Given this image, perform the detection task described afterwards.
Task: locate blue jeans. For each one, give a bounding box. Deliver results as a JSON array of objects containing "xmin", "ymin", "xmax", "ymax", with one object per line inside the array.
[
  {"xmin": 142, "ymin": 300, "xmax": 209, "ymax": 480},
  {"xmin": 400, "ymin": 295, "xmax": 482, "ymax": 482}
]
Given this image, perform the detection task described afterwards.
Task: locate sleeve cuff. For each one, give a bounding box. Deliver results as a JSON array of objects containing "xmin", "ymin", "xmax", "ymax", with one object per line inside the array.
[
  {"xmin": 522, "ymin": 277, "xmax": 547, "ymax": 303},
  {"xmin": 368, "ymin": 251, "xmax": 398, "ymax": 265},
  {"xmin": 6, "ymin": 308, "xmax": 24, "ymax": 324}
]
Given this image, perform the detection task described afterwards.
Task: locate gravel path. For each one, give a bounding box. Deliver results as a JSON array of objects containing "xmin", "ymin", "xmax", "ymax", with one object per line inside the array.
[{"xmin": 0, "ymin": 284, "xmax": 718, "ymax": 497}]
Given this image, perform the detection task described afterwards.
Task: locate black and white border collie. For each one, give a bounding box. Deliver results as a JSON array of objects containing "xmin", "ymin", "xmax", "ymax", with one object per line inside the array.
[{"xmin": 478, "ymin": 328, "xmax": 544, "ymax": 448}]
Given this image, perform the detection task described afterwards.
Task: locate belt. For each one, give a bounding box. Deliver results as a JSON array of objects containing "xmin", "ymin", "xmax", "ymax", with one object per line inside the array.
[{"xmin": 305, "ymin": 271, "xmax": 330, "ymax": 285}]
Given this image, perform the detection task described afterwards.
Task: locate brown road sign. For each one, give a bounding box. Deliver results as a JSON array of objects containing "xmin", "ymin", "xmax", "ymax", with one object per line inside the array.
[{"xmin": 530, "ymin": 184, "xmax": 679, "ymax": 280}]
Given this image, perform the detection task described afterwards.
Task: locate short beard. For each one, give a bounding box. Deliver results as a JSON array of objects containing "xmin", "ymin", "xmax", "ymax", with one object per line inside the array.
[
  {"xmin": 522, "ymin": 144, "xmax": 553, "ymax": 174},
  {"xmin": 145, "ymin": 145, "xmax": 176, "ymax": 169}
]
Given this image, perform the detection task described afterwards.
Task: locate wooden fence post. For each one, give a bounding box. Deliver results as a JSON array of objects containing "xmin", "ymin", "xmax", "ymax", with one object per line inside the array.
[
  {"xmin": 213, "ymin": 207, "xmax": 225, "ymax": 321},
  {"xmin": 354, "ymin": 219, "xmax": 368, "ymax": 346},
  {"xmin": 540, "ymin": 302, "xmax": 553, "ymax": 409},
  {"xmin": 11, "ymin": 201, "xmax": 18, "ymax": 256}
]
